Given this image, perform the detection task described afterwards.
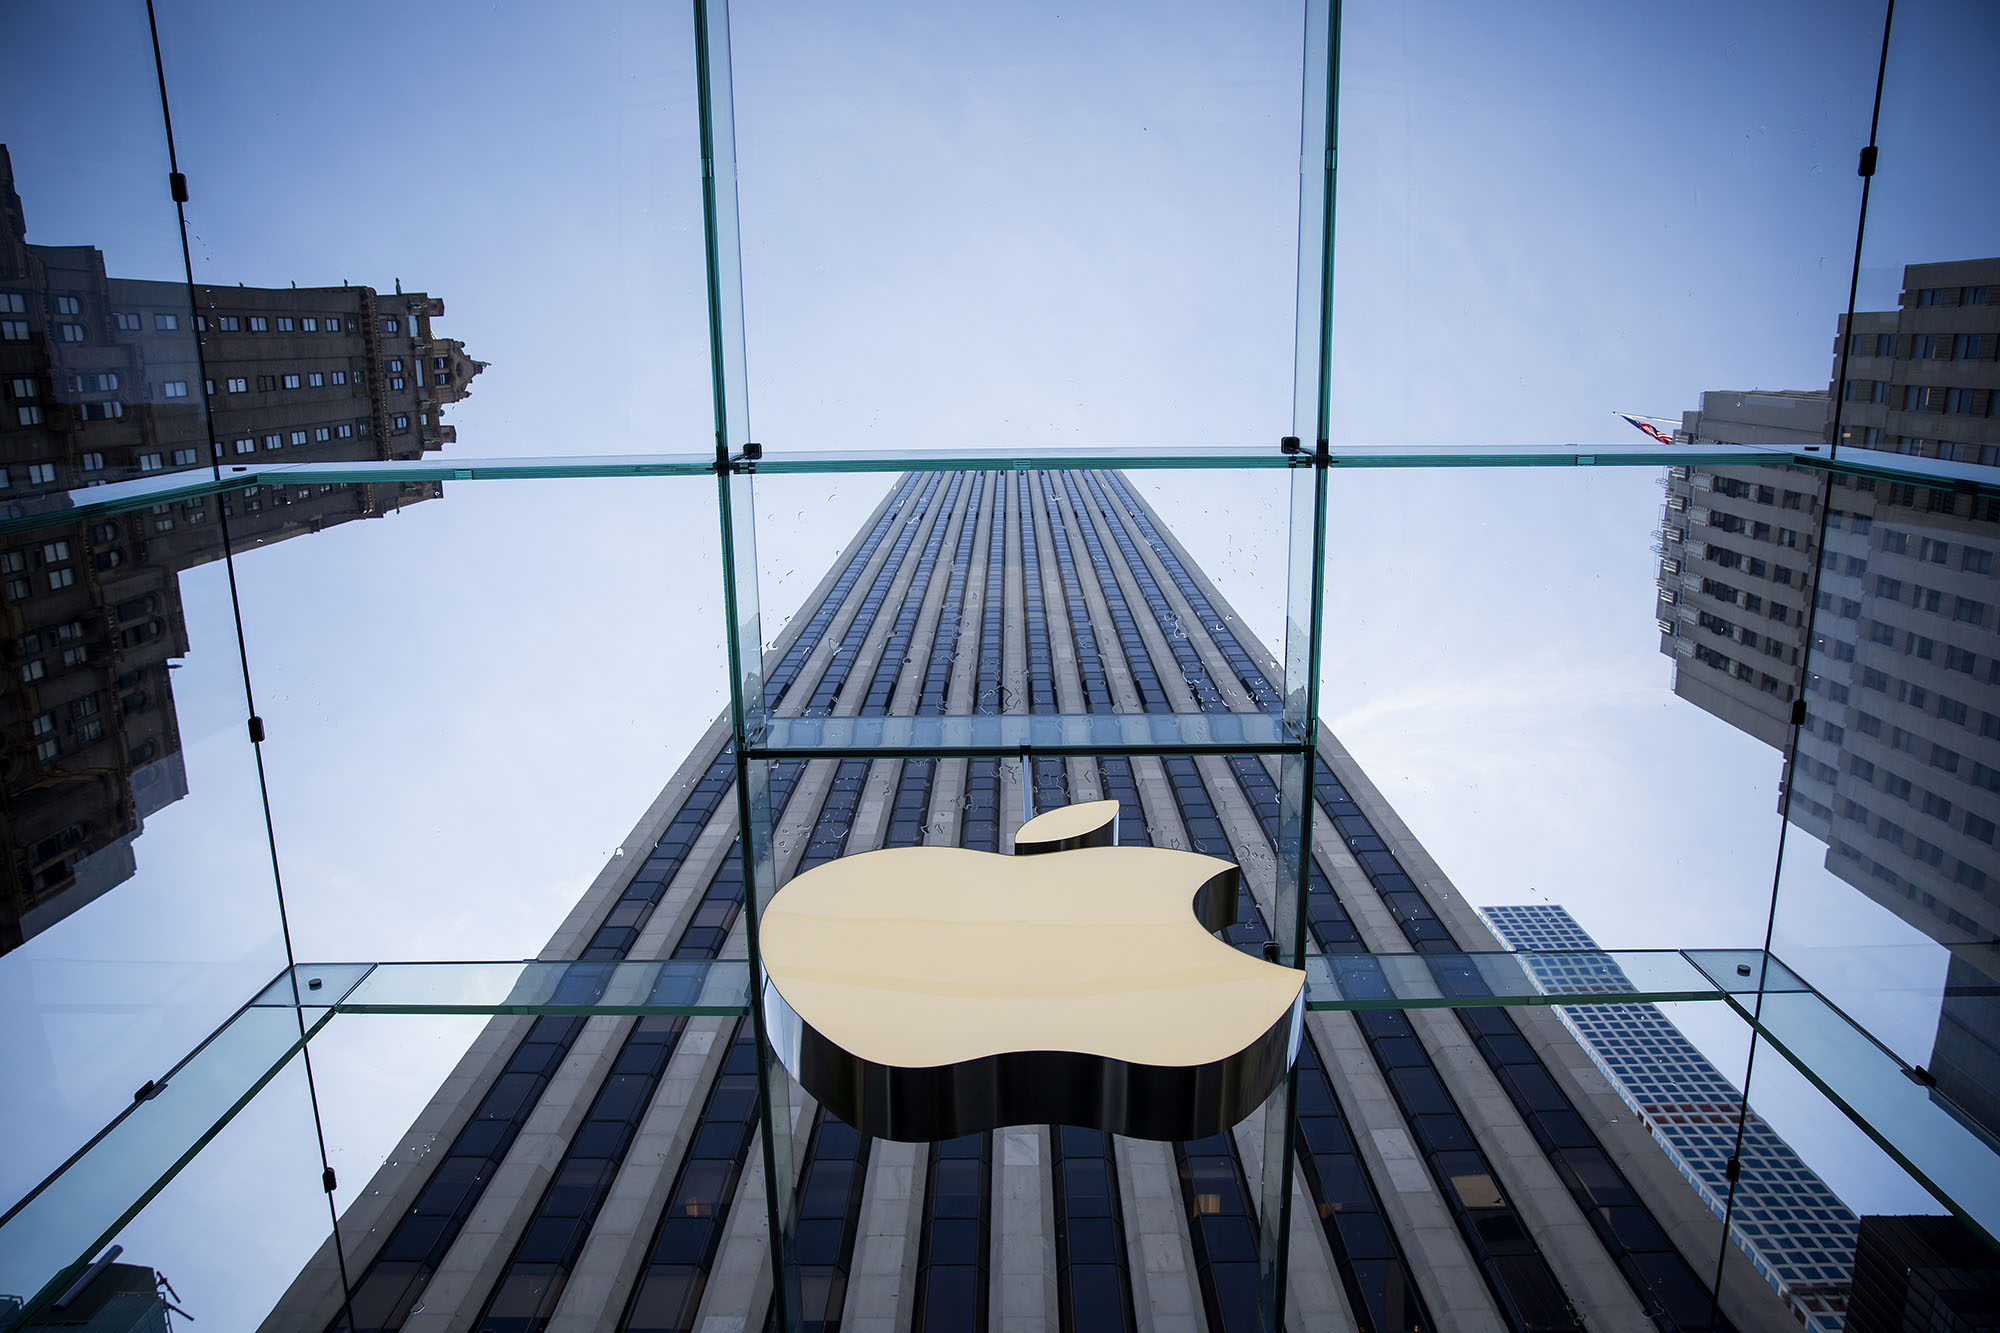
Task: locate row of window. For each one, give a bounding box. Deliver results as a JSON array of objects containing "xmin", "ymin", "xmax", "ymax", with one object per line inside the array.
[
  {"xmin": 1913, "ymin": 284, "xmax": 1990, "ymax": 307},
  {"xmin": 1842, "ymin": 380, "xmax": 1994, "ymax": 416},
  {"xmin": 1847, "ymin": 331, "xmax": 1988, "ymax": 360}
]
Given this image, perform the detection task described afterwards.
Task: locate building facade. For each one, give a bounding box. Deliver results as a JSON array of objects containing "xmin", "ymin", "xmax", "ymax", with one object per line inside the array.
[
  {"xmin": 271, "ymin": 469, "xmax": 1788, "ymax": 1332},
  {"xmin": 0, "ymin": 144, "xmax": 482, "ymax": 950},
  {"xmin": 1482, "ymin": 904, "xmax": 1857, "ymax": 1333}
]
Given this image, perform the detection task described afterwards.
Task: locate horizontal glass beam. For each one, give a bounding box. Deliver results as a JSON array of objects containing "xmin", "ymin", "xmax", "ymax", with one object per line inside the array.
[
  {"xmin": 262, "ymin": 959, "xmax": 755, "ymax": 1015},
  {"xmin": 1720, "ymin": 984, "xmax": 2000, "ymax": 1246},
  {"xmin": 0, "ymin": 998, "xmax": 325, "ymax": 1324},
  {"xmin": 747, "ymin": 711, "xmax": 1299, "ymax": 759},
  {"xmin": 12, "ymin": 439, "xmax": 1988, "ymax": 537},
  {"xmin": 1303, "ymin": 949, "xmax": 1743, "ymax": 1009}
]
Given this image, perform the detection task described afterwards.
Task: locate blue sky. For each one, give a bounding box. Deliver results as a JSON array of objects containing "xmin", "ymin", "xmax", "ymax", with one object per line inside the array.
[{"xmin": 4, "ymin": 0, "xmax": 1995, "ymax": 1323}]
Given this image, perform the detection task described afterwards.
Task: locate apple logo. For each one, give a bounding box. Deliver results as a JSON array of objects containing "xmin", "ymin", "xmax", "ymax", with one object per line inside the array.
[{"xmin": 760, "ymin": 799, "xmax": 1304, "ymax": 1141}]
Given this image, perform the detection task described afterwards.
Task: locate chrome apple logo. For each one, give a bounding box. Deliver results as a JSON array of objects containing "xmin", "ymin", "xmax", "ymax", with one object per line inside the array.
[{"xmin": 760, "ymin": 800, "xmax": 1304, "ymax": 1141}]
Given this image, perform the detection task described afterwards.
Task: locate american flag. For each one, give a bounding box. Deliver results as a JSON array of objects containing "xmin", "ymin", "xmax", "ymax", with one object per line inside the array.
[{"xmin": 1620, "ymin": 413, "xmax": 1675, "ymax": 446}]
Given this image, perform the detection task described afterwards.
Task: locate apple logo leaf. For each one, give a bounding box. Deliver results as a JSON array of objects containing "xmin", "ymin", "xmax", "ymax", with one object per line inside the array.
[{"xmin": 761, "ymin": 800, "xmax": 1305, "ymax": 1141}]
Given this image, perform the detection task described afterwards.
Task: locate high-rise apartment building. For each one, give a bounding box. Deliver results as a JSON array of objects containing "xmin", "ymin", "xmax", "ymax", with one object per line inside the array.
[
  {"xmin": 0, "ymin": 144, "xmax": 482, "ymax": 951},
  {"xmin": 269, "ymin": 468, "xmax": 1789, "ymax": 1332},
  {"xmin": 1482, "ymin": 904, "xmax": 1857, "ymax": 1333}
]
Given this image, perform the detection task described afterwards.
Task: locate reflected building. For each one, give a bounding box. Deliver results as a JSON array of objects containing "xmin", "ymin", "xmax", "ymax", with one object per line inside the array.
[
  {"xmin": 0, "ymin": 145, "xmax": 482, "ymax": 952},
  {"xmin": 1483, "ymin": 904, "xmax": 1856, "ymax": 1333},
  {"xmin": 269, "ymin": 470, "xmax": 1791, "ymax": 1332},
  {"xmin": 1653, "ymin": 264, "xmax": 2000, "ymax": 1149}
]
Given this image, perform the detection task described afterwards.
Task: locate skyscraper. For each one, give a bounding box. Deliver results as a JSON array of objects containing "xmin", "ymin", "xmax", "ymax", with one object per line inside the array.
[
  {"xmin": 268, "ymin": 468, "xmax": 1790, "ymax": 1332},
  {"xmin": 1483, "ymin": 904, "xmax": 1857, "ymax": 1333},
  {"xmin": 0, "ymin": 144, "xmax": 483, "ymax": 950}
]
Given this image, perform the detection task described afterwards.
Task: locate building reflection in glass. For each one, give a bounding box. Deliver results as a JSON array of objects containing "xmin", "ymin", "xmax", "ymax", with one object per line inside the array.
[
  {"xmin": 0, "ymin": 144, "xmax": 482, "ymax": 954},
  {"xmin": 1654, "ymin": 261, "xmax": 2000, "ymax": 1147}
]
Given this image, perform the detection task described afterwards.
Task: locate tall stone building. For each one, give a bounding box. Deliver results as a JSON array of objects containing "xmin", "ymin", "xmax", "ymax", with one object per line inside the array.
[
  {"xmin": 0, "ymin": 144, "xmax": 483, "ymax": 951},
  {"xmin": 1831, "ymin": 258, "xmax": 2000, "ymax": 469},
  {"xmin": 269, "ymin": 469, "xmax": 1789, "ymax": 1332}
]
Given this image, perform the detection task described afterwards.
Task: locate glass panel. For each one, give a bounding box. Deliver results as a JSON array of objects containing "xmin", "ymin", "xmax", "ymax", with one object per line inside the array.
[
  {"xmin": 312, "ymin": 960, "xmax": 749, "ymax": 1016},
  {"xmin": 1, "ymin": 2, "xmax": 305, "ymax": 1318},
  {"xmin": 1305, "ymin": 950, "xmax": 1734, "ymax": 1009},
  {"xmin": 0, "ymin": 1003, "xmax": 321, "ymax": 1313}
]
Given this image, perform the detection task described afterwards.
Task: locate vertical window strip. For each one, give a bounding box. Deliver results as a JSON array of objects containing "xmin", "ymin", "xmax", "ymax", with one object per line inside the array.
[
  {"xmin": 1036, "ymin": 473, "xmax": 1111, "ymax": 711},
  {"xmin": 804, "ymin": 474, "xmax": 945, "ymax": 716},
  {"xmin": 912, "ymin": 753, "xmax": 1002, "ymax": 1329},
  {"xmin": 789, "ymin": 1109, "xmax": 873, "ymax": 1333},
  {"xmin": 1017, "ymin": 474, "xmax": 1057, "ymax": 715},
  {"xmin": 1052, "ymin": 1126, "xmax": 1137, "ymax": 1333},
  {"xmin": 1077, "ymin": 471, "xmax": 1225, "ymax": 710},
  {"xmin": 859, "ymin": 473, "xmax": 965, "ymax": 716},
  {"xmin": 766, "ymin": 474, "xmax": 924, "ymax": 709},
  {"xmin": 922, "ymin": 473, "xmax": 986, "ymax": 715},
  {"xmin": 617, "ymin": 1022, "xmax": 760, "ymax": 1332},
  {"xmin": 1055, "ymin": 471, "xmax": 1164, "ymax": 711},
  {"xmin": 974, "ymin": 472, "xmax": 1007, "ymax": 714}
]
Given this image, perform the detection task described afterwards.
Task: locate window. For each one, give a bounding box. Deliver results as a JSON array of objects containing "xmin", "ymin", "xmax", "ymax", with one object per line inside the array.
[
  {"xmin": 307, "ymin": 371, "xmax": 323, "ymax": 387},
  {"xmin": 1900, "ymin": 682, "xmax": 1929, "ymax": 709},
  {"xmin": 0, "ymin": 319, "xmax": 27, "ymax": 341},
  {"xmin": 1920, "ymin": 538, "xmax": 1948, "ymax": 564},
  {"xmin": 1920, "ymin": 587, "xmax": 1943, "ymax": 613},
  {"xmin": 79, "ymin": 452, "xmax": 102, "ymax": 471},
  {"xmin": 1965, "ymin": 287, "xmax": 1990, "ymax": 305},
  {"xmin": 331, "ymin": 370, "xmax": 347, "ymax": 386},
  {"xmin": 1954, "ymin": 334, "xmax": 1980, "ymax": 360},
  {"xmin": 289, "ymin": 430, "xmax": 307, "ymax": 446},
  {"xmin": 1968, "ymin": 814, "xmax": 1998, "ymax": 846},
  {"xmin": 53, "ymin": 295, "xmax": 81, "ymax": 316},
  {"xmin": 276, "ymin": 316, "xmax": 294, "ymax": 331},
  {"xmin": 35, "ymin": 738, "xmax": 57, "ymax": 761},
  {"xmin": 305, "ymin": 316, "xmax": 323, "ymax": 332},
  {"xmin": 0, "ymin": 293, "xmax": 22, "ymax": 314},
  {"xmin": 389, "ymin": 376, "xmax": 405, "ymax": 390},
  {"xmin": 1862, "ymin": 668, "xmax": 1889, "ymax": 693},
  {"xmin": 1932, "ymin": 745, "xmax": 1960, "ymax": 773},
  {"xmin": 433, "ymin": 373, "xmax": 449, "ymax": 386},
  {"xmin": 255, "ymin": 375, "xmax": 275, "ymax": 392},
  {"xmin": 327, "ymin": 314, "xmax": 345, "ymax": 330},
  {"xmin": 1947, "ymin": 388, "xmax": 1975, "ymax": 414},
  {"xmin": 1903, "ymin": 385, "xmax": 1924, "ymax": 410},
  {"xmin": 1939, "ymin": 696, "xmax": 1969, "ymax": 725},
  {"xmin": 335, "ymin": 423, "xmax": 353, "ymax": 438},
  {"xmin": 1885, "ymin": 773, "xmax": 1913, "ymax": 801},
  {"xmin": 233, "ymin": 437, "xmax": 254, "ymax": 454},
  {"xmin": 16, "ymin": 404, "xmax": 42, "ymax": 426},
  {"xmin": 214, "ymin": 315, "xmax": 240, "ymax": 331},
  {"xmin": 1955, "ymin": 598, "xmax": 1987, "ymax": 626},
  {"xmin": 138, "ymin": 453, "xmax": 163, "ymax": 472},
  {"xmin": 20, "ymin": 660, "xmax": 44, "ymax": 683},
  {"xmin": 47, "ymin": 568, "xmax": 74, "ymax": 591},
  {"xmin": 161, "ymin": 380, "xmax": 188, "ymax": 398},
  {"xmin": 79, "ymin": 401, "xmax": 123, "ymax": 421},
  {"xmin": 282, "ymin": 373, "xmax": 301, "ymax": 390},
  {"xmin": 248, "ymin": 316, "xmax": 268, "ymax": 332},
  {"xmin": 393, "ymin": 414, "xmax": 409, "ymax": 432},
  {"xmin": 262, "ymin": 433, "xmax": 282, "ymax": 451},
  {"xmin": 1876, "ymin": 332, "xmax": 1896, "ymax": 355},
  {"xmin": 386, "ymin": 358, "xmax": 403, "ymax": 372},
  {"xmin": 1948, "ymin": 646, "xmax": 1977, "ymax": 673},
  {"xmin": 25, "ymin": 462, "xmax": 54, "ymax": 484},
  {"xmin": 154, "ymin": 312, "xmax": 178, "ymax": 331},
  {"xmin": 171, "ymin": 448, "xmax": 197, "ymax": 466},
  {"xmin": 115, "ymin": 311, "xmax": 141, "ymax": 331},
  {"xmin": 313, "ymin": 426, "xmax": 330, "ymax": 442},
  {"xmin": 381, "ymin": 317, "xmax": 400, "ymax": 332},
  {"xmin": 226, "ymin": 377, "xmax": 247, "ymax": 394},
  {"xmin": 58, "ymin": 323, "xmax": 85, "ymax": 342},
  {"xmin": 1882, "ymin": 530, "xmax": 1909, "ymax": 554},
  {"xmin": 1921, "ymin": 791, "xmax": 1952, "ymax": 822},
  {"xmin": 1918, "ymin": 288, "xmax": 1944, "ymax": 307},
  {"xmin": 1964, "ymin": 549, "xmax": 1994, "ymax": 575}
]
